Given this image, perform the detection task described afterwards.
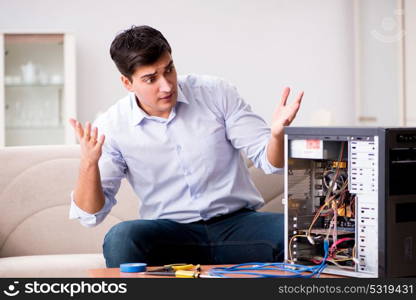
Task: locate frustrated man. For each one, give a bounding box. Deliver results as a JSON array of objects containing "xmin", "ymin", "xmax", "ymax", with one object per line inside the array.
[{"xmin": 69, "ymin": 25, "xmax": 303, "ymax": 267}]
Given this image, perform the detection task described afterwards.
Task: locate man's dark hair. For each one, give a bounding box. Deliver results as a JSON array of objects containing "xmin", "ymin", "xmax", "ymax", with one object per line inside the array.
[{"xmin": 110, "ymin": 25, "xmax": 172, "ymax": 81}]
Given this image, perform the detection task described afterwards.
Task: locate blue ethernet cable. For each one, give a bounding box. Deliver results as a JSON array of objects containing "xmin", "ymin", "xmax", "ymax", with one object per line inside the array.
[{"xmin": 209, "ymin": 239, "xmax": 329, "ymax": 278}]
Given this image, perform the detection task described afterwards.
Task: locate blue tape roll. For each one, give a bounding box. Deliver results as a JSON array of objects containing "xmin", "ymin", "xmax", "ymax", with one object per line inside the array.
[{"xmin": 120, "ymin": 263, "xmax": 147, "ymax": 273}]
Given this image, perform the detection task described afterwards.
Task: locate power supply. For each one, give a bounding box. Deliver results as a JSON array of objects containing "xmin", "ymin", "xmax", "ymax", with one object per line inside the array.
[{"xmin": 283, "ymin": 127, "xmax": 416, "ymax": 277}]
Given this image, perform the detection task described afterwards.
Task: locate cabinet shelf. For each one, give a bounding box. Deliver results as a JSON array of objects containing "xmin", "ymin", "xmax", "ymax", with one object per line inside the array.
[
  {"xmin": 5, "ymin": 84, "xmax": 63, "ymax": 88},
  {"xmin": 6, "ymin": 126, "xmax": 64, "ymax": 130}
]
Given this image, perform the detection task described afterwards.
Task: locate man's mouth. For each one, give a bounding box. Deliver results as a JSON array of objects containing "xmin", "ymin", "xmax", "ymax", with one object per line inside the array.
[{"xmin": 159, "ymin": 92, "xmax": 174, "ymax": 102}]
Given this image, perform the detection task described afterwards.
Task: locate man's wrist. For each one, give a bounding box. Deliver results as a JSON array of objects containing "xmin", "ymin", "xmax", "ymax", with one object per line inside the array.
[
  {"xmin": 271, "ymin": 124, "xmax": 284, "ymax": 139},
  {"xmin": 80, "ymin": 158, "xmax": 99, "ymax": 171}
]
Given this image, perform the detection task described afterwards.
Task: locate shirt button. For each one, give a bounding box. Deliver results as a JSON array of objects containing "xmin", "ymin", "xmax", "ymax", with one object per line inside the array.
[{"xmin": 176, "ymin": 145, "xmax": 182, "ymax": 151}]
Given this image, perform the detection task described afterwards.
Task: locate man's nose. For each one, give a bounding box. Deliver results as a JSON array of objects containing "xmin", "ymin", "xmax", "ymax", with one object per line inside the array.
[{"xmin": 159, "ymin": 76, "xmax": 172, "ymax": 93}]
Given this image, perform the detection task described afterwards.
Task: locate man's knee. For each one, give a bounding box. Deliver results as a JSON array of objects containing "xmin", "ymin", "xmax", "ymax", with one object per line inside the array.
[
  {"xmin": 103, "ymin": 220, "xmax": 157, "ymax": 247},
  {"xmin": 250, "ymin": 212, "xmax": 285, "ymax": 255},
  {"xmin": 250, "ymin": 212, "xmax": 284, "ymax": 262},
  {"xmin": 103, "ymin": 220, "xmax": 163, "ymax": 267}
]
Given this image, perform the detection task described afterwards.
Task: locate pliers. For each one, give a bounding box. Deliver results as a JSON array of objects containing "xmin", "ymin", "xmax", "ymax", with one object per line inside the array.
[{"xmin": 149, "ymin": 263, "xmax": 201, "ymax": 273}]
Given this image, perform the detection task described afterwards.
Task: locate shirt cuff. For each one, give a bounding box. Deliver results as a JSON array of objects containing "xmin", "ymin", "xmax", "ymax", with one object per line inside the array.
[
  {"xmin": 262, "ymin": 142, "xmax": 284, "ymax": 174},
  {"xmin": 263, "ymin": 155, "xmax": 284, "ymax": 174},
  {"xmin": 69, "ymin": 191, "xmax": 98, "ymax": 227}
]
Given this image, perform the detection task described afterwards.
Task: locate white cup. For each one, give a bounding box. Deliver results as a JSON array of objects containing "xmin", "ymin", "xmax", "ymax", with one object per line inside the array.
[
  {"xmin": 11, "ymin": 76, "xmax": 22, "ymax": 85},
  {"xmin": 50, "ymin": 74, "xmax": 62, "ymax": 85},
  {"xmin": 21, "ymin": 62, "xmax": 37, "ymax": 84},
  {"xmin": 4, "ymin": 76, "xmax": 13, "ymax": 85},
  {"xmin": 38, "ymin": 72, "xmax": 49, "ymax": 85}
]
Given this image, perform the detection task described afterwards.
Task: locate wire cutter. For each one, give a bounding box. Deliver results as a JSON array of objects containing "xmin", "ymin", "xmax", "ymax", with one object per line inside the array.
[{"xmin": 148, "ymin": 263, "xmax": 201, "ymax": 273}]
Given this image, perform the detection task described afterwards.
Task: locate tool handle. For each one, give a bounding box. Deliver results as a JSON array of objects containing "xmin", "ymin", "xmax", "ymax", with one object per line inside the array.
[
  {"xmin": 171, "ymin": 264, "xmax": 195, "ymax": 271},
  {"xmin": 175, "ymin": 270, "xmax": 198, "ymax": 278}
]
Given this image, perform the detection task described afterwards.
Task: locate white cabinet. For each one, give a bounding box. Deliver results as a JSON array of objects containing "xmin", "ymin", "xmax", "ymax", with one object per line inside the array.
[
  {"xmin": 354, "ymin": 0, "xmax": 404, "ymax": 126},
  {"xmin": 0, "ymin": 32, "xmax": 76, "ymax": 146},
  {"xmin": 404, "ymin": 0, "xmax": 416, "ymax": 126},
  {"xmin": 354, "ymin": 0, "xmax": 414, "ymax": 127}
]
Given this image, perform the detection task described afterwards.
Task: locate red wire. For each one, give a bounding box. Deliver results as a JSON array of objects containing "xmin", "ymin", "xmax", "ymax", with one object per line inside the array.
[{"xmin": 330, "ymin": 237, "xmax": 354, "ymax": 254}]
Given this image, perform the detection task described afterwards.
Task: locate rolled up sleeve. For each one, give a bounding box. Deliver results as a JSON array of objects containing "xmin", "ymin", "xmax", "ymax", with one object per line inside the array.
[
  {"xmin": 69, "ymin": 118, "xmax": 127, "ymax": 227},
  {"xmin": 219, "ymin": 80, "xmax": 283, "ymax": 175}
]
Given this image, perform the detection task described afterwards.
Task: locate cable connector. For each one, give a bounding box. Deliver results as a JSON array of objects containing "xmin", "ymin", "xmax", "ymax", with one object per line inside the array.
[
  {"xmin": 352, "ymin": 257, "xmax": 360, "ymax": 264},
  {"xmin": 307, "ymin": 235, "xmax": 315, "ymax": 245},
  {"xmin": 323, "ymin": 239, "xmax": 330, "ymax": 258}
]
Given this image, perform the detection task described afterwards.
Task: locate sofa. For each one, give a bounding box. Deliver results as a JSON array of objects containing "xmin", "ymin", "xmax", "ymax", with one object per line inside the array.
[{"xmin": 0, "ymin": 145, "xmax": 285, "ymax": 277}]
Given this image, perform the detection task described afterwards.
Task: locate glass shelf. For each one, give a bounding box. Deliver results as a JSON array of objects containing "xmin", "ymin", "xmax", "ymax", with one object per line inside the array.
[
  {"xmin": 5, "ymin": 84, "xmax": 63, "ymax": 88},
  {"xmin": 6, "ymin": 126, "xmax": 64, "ymax": 129}
]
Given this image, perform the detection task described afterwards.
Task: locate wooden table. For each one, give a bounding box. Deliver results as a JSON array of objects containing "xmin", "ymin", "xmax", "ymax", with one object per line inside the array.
[{"xmin": 89, "ymin": 265, "xmax": 344, "ymax": 278}]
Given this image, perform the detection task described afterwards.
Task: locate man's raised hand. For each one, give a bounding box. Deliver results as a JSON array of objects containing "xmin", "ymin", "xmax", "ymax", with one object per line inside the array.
[
  {"xmin": 69, "ymin": 118, "xmax": 105, "ymax": 164},
  {"xmin": 270, "ymin": 87, "xmax": 303, "ymax": 138}
]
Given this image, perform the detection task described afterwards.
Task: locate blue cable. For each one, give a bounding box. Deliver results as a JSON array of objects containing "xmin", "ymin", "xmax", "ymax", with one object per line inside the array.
[{"xmin": 209, "ymin": 239, "xmax": 329, "ymax": 278}]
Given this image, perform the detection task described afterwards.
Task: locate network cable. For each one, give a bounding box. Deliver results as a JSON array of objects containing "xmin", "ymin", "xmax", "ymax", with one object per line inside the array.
[{"xmin": 209, "ymin": 240, "xmax": 329, "ymax": 278}]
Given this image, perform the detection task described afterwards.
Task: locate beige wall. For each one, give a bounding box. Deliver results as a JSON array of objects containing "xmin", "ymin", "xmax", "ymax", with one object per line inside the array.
[{"xmin": 0, "ymin": 0, "xmax": 356, "ymax": 126}]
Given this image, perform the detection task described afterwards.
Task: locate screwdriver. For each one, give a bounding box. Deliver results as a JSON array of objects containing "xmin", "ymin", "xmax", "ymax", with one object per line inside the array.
[{"xmin": 144, "ymin": 270, "xmax": 220, "ymax": 278}]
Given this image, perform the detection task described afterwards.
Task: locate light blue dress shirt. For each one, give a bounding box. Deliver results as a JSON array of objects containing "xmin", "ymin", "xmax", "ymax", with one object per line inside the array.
[{"xmin": 69, "ymin": 74, "xmax": 282, "ymax": 227}]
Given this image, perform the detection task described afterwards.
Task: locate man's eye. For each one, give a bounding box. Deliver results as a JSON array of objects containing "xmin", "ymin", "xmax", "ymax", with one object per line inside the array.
[
  {"xmin": 145, "ymin": 77, "xmax": 155, "ymax": 84},
  {"xmin": 166, "ymin": 66, "xmax": 174, "ymax": 73}
]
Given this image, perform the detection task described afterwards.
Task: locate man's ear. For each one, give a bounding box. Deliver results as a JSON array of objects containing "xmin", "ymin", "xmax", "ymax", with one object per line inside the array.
[{"xmin": 121, "ymin": 75, "xmax": 133, "ymax": 91}]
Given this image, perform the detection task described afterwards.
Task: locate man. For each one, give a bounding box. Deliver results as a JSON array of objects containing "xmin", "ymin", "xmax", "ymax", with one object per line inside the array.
[{"xmin": 69, "ymin": 25, "xmax": 303, "ymax": 267}]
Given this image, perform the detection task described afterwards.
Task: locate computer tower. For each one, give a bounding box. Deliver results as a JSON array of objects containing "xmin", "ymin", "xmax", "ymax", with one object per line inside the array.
[{"xmin": 283, "ymin": 127, "xmax": 416, "ymax": 277}]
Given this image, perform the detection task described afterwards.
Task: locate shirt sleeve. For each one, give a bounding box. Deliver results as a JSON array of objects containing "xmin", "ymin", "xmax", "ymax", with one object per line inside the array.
[
  {"xmin": 69, "ymin": 117, "xmax": 127, "ymax": 227},
  {"xmin": 218, "ymin": 80, "xmax": 283, "ymax": 175}
]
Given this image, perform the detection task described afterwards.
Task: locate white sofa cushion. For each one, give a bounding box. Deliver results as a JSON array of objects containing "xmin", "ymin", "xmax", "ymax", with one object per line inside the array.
[{"xmin": 0, "ymin": 254, "xmax": 105, "ymax": 277}]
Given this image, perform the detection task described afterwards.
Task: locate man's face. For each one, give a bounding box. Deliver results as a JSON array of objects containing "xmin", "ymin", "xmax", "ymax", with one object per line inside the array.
[{"xmin": 121, "ymin": 51, "xmax": 178, "ymax": 119}]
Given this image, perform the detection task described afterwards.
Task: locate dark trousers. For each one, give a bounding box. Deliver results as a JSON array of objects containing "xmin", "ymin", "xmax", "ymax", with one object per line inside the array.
[{"xmin": 103, "ymin": 208, "xmax": 284, "ymax": 267}]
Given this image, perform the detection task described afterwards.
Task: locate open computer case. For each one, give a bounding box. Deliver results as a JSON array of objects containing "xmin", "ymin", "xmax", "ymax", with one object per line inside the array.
[{"xmin": 284, "ymin": 127, "xmax": 416, "ymax": 277}]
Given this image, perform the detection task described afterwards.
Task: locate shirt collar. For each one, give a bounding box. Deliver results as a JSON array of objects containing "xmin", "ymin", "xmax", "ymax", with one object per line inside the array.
[
  {"xmin": 130, "ymin": 83, "xmax": 189, "ymax": 127},
  {"xmin": 177, "ymin": 82, "xmax": 189, "ymax": 105}
]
